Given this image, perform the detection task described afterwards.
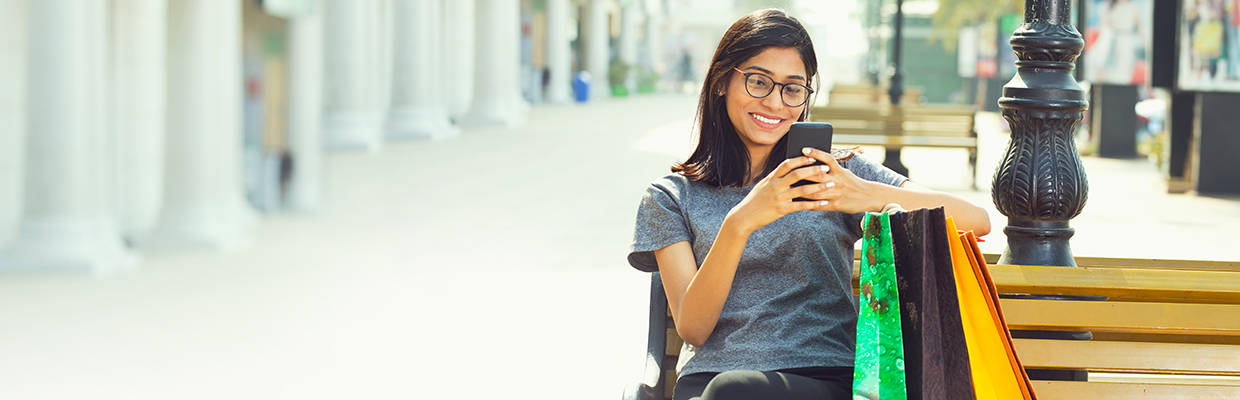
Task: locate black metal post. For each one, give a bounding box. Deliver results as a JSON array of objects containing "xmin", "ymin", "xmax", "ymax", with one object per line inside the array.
[
  {"xmin": 992, "ymin": 0, "xmax": 1088, "ymax": 267},
  {"xmin": 884, "ymin": 0, "xmax": 909, "ymax": 177}
]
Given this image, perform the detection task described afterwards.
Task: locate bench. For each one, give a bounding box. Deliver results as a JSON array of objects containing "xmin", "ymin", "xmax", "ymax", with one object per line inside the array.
[
  {"xmin": 810, "ymin": 104, "xmax": 980, "ymax": 188},
  {"xmin": 825, "ymin": 83, "xmax": 923, "ymax": 106},
  {"xmin": 624, "ymin": 254, "xmax": 1240, "ymax": 400}
]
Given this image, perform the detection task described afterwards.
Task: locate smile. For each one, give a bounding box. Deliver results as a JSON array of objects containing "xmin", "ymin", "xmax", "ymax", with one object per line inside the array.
[{"xmin": 750, "ymin": 113, "xmax": 783, "ymax": 125}]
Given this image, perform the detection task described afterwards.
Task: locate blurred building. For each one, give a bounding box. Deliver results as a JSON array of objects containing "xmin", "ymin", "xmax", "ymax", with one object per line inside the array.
[{"xmin": 0, "ymin": 0, "xmax": 683, "ymax": 274}]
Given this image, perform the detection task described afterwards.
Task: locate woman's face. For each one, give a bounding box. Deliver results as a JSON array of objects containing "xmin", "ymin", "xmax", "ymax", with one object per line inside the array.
[{"xmin": 724, "ymin": 47, "xmax": 808, "ymax": 158}]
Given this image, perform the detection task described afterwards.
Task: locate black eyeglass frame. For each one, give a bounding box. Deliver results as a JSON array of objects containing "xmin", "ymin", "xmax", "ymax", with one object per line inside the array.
[{"xmin": 732, "ymin": 67, "xmax": 815, "ymax": 108}]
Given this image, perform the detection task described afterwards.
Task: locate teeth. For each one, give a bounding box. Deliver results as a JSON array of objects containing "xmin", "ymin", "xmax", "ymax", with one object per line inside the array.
[{"xmin": 752, "ymin": 114, "xmax": 782, "ymax": 125}]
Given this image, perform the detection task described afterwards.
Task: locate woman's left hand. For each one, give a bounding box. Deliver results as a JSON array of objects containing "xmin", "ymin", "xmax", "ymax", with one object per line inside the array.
[{"xmin": 796, "ymin": 147, "xmax": 883, "ymax": 214}]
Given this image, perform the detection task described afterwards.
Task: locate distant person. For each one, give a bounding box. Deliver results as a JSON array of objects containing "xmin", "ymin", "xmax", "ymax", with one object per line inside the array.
[{"xmin": 627, "ymin": 8, "xmax": 991, "ymax": 400}]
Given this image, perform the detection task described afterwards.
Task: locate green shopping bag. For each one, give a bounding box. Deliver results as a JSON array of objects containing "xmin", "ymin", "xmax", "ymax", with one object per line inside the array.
[{"xmin": 853, "ymin": 212, "xmax": 908, "ymax": 400}]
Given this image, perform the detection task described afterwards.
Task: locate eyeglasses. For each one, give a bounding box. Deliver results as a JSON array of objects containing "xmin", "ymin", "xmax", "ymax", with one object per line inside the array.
[{"xmin": 732, "ymin": 67, "xmax": 814, "ymax": 107}]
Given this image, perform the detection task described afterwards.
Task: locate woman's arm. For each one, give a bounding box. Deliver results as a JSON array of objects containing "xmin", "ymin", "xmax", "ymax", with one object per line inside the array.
[
  {"xmin": 654, "ymin": 156, "xmax": 837, "ymax": 347},
  {"xmin": 800, "ymin": 148, "xmax": 992, "ymax": 235}
]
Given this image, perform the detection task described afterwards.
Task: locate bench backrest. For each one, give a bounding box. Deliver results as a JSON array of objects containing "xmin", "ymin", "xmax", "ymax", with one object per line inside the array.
[
  {"xmin": 810, "ymin": 104, "xmax": 977, "ymax": 138},
  {"xmin": 827, "ymin": 83, "xmax": 924, "ymax": 106}
]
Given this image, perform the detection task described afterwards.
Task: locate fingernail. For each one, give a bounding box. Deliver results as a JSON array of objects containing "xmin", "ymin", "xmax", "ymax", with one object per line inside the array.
[
  {"xmin": 825, "ymin": 182, "xmax": 836, "ymax": 188},
  {"xmin": 820, "ymin": 201, "xmax": 830, "ymax": 206},
  {"xmin": 802, "ymin": 147, "xmax": 811, "ymax": 155},
  {"xmin": 820, "ymin": 166, "xmax": 830, "ymax": 173}
]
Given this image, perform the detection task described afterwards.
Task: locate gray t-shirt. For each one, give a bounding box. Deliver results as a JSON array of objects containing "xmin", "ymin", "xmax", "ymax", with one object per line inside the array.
[{"xmin": 628, "ymin": 154, "xmax": 907, "ymax": 377}]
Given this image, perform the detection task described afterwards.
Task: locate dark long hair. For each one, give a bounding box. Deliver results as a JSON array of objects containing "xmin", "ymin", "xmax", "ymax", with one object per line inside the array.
[{"xmin": 672, "ymin": 9, "xmax": 818, "ymax": 187}]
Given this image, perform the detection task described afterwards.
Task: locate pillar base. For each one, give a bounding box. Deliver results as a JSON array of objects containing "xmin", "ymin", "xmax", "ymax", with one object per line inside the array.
[
  {"xmin": 386, "ymin": 106, "xmax": 460, "ymax": 141},
  {"xmin": 0, "ymin": 217, "xmax": 140, "ymax": 274},
  {"xmin": 323, "ymin": 112, "xmax": 383, "ymax": 152},
  {"xmin": 998, "ymin": 219, "xmax": 1077, "ymax": 267},
  {"xmin": 138, "ymin": 206, "xmax": 253, "ymax": 252},
  {"xmin": 461, "ymin": 100, "xmax": 527, "ymax": 127}
]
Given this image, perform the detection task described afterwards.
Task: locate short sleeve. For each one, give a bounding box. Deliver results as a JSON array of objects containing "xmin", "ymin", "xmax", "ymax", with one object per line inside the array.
[{"xmin": 628, "ymin": 177, "xmax": 694, "ymax": 273}]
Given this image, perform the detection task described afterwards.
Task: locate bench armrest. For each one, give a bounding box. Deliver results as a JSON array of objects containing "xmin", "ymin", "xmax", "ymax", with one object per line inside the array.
[{"xmin": 624, "ymin": 273, "xmax": 670, "ymax": 400}]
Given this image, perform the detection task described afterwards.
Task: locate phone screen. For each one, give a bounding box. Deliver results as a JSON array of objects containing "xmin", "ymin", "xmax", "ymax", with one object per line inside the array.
[{"xmin": 785, "ymin": 122, "xmax": 834, "ymax": 162}]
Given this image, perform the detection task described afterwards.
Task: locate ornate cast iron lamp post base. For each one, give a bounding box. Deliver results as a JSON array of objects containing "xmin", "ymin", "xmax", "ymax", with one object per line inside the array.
[
  {"xmin": 992, "ymin": 0, "xmax": 1096, "ymax": 382},
  {"xmin": 993, "ymin": 0, "xmax": 1088, "ymax": 268}
]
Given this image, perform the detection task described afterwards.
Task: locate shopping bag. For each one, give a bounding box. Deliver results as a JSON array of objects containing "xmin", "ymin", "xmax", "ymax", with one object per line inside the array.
[
  {"xmin": 945, "ymin": 217, "xmax": 1037, "ymax": 400},
  {"xmin": 853, "ymin": 212, "xmax": 908, "ymax": 400},
  {"xmin": 889, "ymin": 207, "xmax": 975, "ymax": 400}
]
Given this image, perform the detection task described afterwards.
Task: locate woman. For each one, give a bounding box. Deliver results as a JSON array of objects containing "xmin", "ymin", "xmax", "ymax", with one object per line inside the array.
[{"xmin": 627, "ymin": 9, "xmax": 991, "ymax": 400}]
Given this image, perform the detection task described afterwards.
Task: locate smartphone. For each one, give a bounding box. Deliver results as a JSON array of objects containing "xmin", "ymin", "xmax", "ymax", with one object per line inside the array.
[{"xmin": 784, "ymin": 122, "xmax": 833, "ymax": 201}]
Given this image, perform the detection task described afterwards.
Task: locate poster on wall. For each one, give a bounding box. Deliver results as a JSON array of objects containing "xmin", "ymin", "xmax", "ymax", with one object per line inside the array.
[
  {"xmin": 1178, "ymin": 0, "xmax": 1240, "ymax": 92},
  {"xmin": 1083, "ymin": 0, "xmax": 1154, "ymax": 85}
]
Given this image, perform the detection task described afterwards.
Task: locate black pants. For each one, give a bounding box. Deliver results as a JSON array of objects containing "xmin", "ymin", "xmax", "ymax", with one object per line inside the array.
[{"xmin": 673, "ymin": 367, "xmax": 853, "ymax": 400}]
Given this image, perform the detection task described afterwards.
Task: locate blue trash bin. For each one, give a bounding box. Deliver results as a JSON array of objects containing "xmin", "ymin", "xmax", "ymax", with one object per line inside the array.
[{"xmin": 573, "ymin": 71, "xmax": 591, "ymax": 103}]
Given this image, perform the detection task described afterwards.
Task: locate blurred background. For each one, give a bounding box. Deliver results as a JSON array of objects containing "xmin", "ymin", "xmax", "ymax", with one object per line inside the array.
[{"xmin": 1, "ymin": 0, "xmax": 1238, "ymax": 398}]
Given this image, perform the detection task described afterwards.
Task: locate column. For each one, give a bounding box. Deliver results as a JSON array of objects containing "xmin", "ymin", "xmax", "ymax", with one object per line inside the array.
[
  {"xmin": 584, "ymin": 0, "xmax": 611, "ymax": 100},
  {"xmin": 619, "ymin": 1, "xmax": 640, "ymax": 93},
  {"xmin": 645, "ymin": 1, "xmax": 664, "ymax": 85},
  {"xmin": 0, "ymin": 0, "xmax": 139, "ymax": 273},
  {"xmin": 544, "ymin": 0, "xmax": 572, "ymax": 104},
  {"xmin": 110, "ymin": 0, "xmax": 167, "ymax": 240},
  {"xmin": 1191, "ymin": 92, "xmax": 1240, "ymax": 194},
  {"xmin": 0, "ymin": 0, "xmax": 29, "ymax": 248},
  {"xmin": 443, "ymin": 0, "xmax": 475, "ymax": 120},
  {"xmin": 375, "ymin": 0, "xmax": 393, "ymax": 131},
  {"xmin": 387, "ymin": 0, "xmax": 458, "ymax": 140},
  {"xmin": 141, "ymin": 0, "xmax": 251, "ymax": 251},
  {"xmin": 322, "ymin": 0, "xmax": 383, "ymax": 151},
  {"xmin": 463, "ymin": 0, "xmax": 527, "ymax": 126},
  {"xmin": 285, "ymin": 0, "xmax": 325, "ymax": 212},
  {"xmin": 219, "ymin": 0, "xmax": 259, "ymax": 228}
]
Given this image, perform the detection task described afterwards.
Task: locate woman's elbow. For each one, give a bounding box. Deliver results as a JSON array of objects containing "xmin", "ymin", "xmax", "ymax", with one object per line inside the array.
[
  {"xmin": 972, "ymin": 212, "xmax": 992, "ymax": 236},
  {"xmin": 677, "ymin": 326, "xmax": 709, "ymax": 347}
]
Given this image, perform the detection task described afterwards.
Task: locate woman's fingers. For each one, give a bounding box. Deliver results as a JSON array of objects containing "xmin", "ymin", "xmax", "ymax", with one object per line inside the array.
[
  {"xmin": 801, "ymin": 147, "xmax": 842, "ymax": 170},
  {"xmin": 770, "ymin": 155, "xmax": 820, "ymax": 180}
]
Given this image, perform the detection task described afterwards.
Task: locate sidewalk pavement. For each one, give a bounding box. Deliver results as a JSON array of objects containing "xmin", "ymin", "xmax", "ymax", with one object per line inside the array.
[{"xmin": 0, "ymin": 93, "xmax": 1236, "ymax": 399}]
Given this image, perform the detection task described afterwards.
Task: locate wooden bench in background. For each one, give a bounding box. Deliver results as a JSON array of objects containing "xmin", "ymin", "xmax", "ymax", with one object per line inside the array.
[
  {"xmin": 625, "ymin": 255, "xmax": 1240, "ymax": 400},
  {"xmin": 825, "ymin": 83, "xmax": 923, "ymax": 106},
  {"xmin": 811, "ymin": 104, "xmax": 980, "ymax": 188},
  {"xmin": 812, "ymin": 83, "xmax": 980, "ymax": 188}
]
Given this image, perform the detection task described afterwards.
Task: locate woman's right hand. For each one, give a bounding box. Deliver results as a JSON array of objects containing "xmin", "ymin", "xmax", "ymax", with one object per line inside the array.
[{"xmin": 724, "ymin": 155, "xmax": 833, "ymax": 235}]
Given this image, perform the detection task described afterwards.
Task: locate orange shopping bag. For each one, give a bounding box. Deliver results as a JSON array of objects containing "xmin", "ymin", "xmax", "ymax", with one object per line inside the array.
[{"xmin": 945, "ymin": 217, "xmax": 1036, "ymax": 400}]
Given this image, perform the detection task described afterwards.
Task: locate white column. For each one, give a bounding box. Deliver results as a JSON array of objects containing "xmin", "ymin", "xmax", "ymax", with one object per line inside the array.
[
  {"xmin": 443, "ymin": 0, "xmax": 475, "ymax": 121},
  {"xmin": 141, "ymin": 0, "xmax": 251, "ymax": 251},
  {"xmin": 619, "ymin": 1, "xmax": 640, "ymax": 93},
  {"xmin": 110, "ymin": 0, "xmax": 167, "ymax": 240},
  {"xmin": 219, "ymin": 0, "xmax": 259, "ymax": 228},
  {"xmin": 0, "ymin": 0, "xmax": 139, "ymax": 273},
  {"xmin": 387, "ymin": 0, "xmax": 458, "ymax": 140},
  {"xmin": 322, "ymin": 0, "xmax": 383, "ymax": 151},
  {"xmin": 0, "ymin": 0, "xmax": 29, "ymax": 249},
  {"xmin": 544, "ymin": 0, "xmax": 572, "ymax": 104},
  {"xmin": 375, "ymin": 0, "xmax": 393, "ymax": 130},
  {"xmin": 285, "ymin": 0, "xmax": 324, "ymax": 212},
  {"xmin": 463, "ymin": 0, "xmax": 527, "ymax": 126},
  {"xmin": 644, "ymin": 3, "xmax": 663, "ymax": 79},
  {"xmin": 584, "ymin": 0, "xmax": 611, "ymax": 100}
]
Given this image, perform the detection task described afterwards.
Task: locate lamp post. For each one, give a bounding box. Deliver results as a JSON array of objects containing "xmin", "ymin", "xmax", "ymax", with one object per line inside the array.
[
  {"xmin": 992, "ymin": 0, "xmax": 1089, "ymax": 267},
  {"xmin": 885, "ymin": 0, "xmax": 909, "ymax": 177}
]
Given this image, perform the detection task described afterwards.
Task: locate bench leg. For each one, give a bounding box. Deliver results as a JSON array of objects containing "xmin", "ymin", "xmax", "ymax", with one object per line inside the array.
[
  {"xmin": 883, "ymin": 148, "xmax": 909, "ymax": 177},
  {"xmin": 969, "ymin": 148, "xmax": 978, "ymax": 190}
]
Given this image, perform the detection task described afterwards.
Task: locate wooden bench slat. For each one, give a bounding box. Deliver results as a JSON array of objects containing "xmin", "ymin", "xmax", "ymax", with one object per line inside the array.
[
  {"xmin": 1032, "ymin": 380, "xmax": 1240, "ymax": 400},
  {"xmin": 1014, "ymin": 339, "xmax": 1240, "ymax": 375},
  {"xmin": 988, "ymin": 264, "xmax": 1240, "ymax": 303},
  {"xmin": 1001, "ymin": 299, "xmax": 1240, "ymax": 336},
  {"xmin": 833, "ymin": 134, "xmax": 978, "ymax": 148}
]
